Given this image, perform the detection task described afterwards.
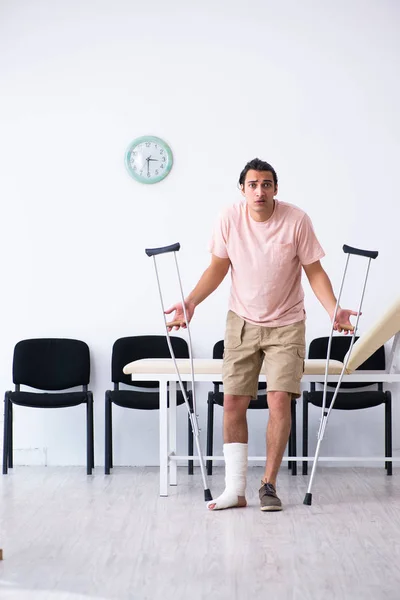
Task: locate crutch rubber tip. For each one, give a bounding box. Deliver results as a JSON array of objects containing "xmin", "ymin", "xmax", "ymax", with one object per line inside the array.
[
  {"xmin": 303, "ymin": 493, "xmax": 312, "ymax": 505},
  {"xmin": 204, "ymin": 489, "xmax": 213, "ymax": 502}
]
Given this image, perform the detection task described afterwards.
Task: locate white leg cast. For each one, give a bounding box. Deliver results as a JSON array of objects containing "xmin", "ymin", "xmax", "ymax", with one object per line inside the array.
[{"xmin": 208, "ymin": 443, "xmax": 248, "ymax": 510}]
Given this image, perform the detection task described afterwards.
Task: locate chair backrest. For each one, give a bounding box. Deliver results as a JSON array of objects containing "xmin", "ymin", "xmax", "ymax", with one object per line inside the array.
[
  {"xmin": 112, "ymin": 335, "xmax": 189, "ymax": 388},
  {"xmin": 13, "ymin": 338, "xmax": 90, "ymax": 390},
  {"xmin": 212, "ymin": 340, "xmax": 267, "ymax": 391},
  {"xmin": 308, "ymin": 335, "xmax": 385, "ymax": 388},
  {"xmin": 345, "ymin": 297, "xmax": 400, "ymax": 372}
]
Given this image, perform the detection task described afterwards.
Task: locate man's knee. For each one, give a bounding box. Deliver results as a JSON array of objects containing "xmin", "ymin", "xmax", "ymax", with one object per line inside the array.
[
  {"xmin": 223, "ymin": 394, "xmax": 251, "ymax": 414},
  {"xmin": 267, "ymin": 391, "xmax": 292, "ymax": 418}
]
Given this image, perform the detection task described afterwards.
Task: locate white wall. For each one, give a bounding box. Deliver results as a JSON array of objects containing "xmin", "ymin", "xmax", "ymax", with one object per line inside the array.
[{"xmin": 0, "ymin": 0, "xmax": 399, "ymax": 468}]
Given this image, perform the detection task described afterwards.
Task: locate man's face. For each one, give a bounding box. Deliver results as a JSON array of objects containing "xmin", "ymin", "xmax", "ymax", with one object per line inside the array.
[{"xmin": 240, "ymin": 169, "xmax": 277, "ymax": 220}]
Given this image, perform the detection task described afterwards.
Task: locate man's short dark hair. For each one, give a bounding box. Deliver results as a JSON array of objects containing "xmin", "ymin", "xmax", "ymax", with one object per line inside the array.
[{"xmin": 239, "ymin": 158, "xmax": 278, "ymax": 187}]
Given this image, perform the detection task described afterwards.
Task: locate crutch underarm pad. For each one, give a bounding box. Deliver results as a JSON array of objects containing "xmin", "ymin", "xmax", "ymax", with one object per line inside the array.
[
  {"xmin": 343, "ymin": 245, "xmax": 378, "ymax": 259},
  {"xmin": 145, "ymin": 243, "xmax": 180, "ymax": 256}
]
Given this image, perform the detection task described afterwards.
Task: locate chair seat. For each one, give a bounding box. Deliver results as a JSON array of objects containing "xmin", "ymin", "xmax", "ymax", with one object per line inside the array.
[
  {"xmin": 108, "ymin": 389, "xmax": 189, "ymax": 410},
  {"xmin": 209, "ymin": 391, "xmax": 268, "ymax": 409},
  {"xmin": 9, "ymin": 391, "xmax": 89, "ymax": 409},
  {"xmin": 308, "ymin": 391, "xmax": 387, "ymax": 410}
]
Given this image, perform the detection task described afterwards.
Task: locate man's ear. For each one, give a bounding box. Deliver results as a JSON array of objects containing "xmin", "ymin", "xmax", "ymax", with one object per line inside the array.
[
  {"xmin": 274, "ymin": 185, "xmax": 278, "ymax": 196},
  {"xmin": 240, "ymin": 184, "xmax": 245, "ymax": 197}
]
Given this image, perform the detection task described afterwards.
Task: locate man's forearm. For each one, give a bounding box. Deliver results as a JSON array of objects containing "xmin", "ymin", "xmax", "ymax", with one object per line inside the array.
[
  {"xmin": 308, "ymin": 268, "xmax": 338, "ymax": 319},
  {"xmin": 186, "ymin": 266, "xmax": 228, "ymax": 307}
]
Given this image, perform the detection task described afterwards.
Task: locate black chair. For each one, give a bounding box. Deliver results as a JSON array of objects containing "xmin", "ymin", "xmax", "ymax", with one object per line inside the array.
[
  {"xmin": 105, "ymin": 335, "xmax": 194, "ymax": 474},
  {"xmin": 206, "ymin": 340, "xmax": 298, "ymax": 476},
  {"xmin": 3, "ymin": 338, "xmax": 94, "ymax": 475},
  {"xmin": 302, "ymin": 336, "xmax": 392, "ymax": 475}
]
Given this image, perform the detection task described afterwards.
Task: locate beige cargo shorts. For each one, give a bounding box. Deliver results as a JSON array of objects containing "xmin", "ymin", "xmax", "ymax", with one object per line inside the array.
[{"xmin": 222, "ymin": 310, "xmax": 306, "ymax": 400}]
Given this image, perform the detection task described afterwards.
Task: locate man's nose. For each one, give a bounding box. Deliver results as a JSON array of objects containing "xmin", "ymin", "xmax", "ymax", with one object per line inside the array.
[{"xmin": 256, "ymin": 187, "xmax": 265, "ymax": 196}]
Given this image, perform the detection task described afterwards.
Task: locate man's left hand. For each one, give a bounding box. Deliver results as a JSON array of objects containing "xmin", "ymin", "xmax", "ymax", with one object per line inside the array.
[{"xmin": 333, "ymin": 308, "xmax": 359, "ymax": 334}]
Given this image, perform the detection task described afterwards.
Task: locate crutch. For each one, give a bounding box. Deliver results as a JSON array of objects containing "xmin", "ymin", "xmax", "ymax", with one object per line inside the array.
[
  {"xmin": 145, "ymin": 242, "xmax": 213, "ymax": 502},
  {"xmin": 303, "ymin": 244, "xmax": 378, "ymax": 506}
]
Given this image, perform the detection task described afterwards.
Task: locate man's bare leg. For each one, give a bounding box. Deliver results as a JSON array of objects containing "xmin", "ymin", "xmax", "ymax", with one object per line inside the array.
[
  {"xmin": 223, "ymin": 394, "xmax": 251, "ymax": 443},
  {"xmin": 208, "ymin": 394, "xmax": 250, "ymax": 510},
  {"xmin": 263, "ymin": 391, "xmax": 292, "ymax": 487}
]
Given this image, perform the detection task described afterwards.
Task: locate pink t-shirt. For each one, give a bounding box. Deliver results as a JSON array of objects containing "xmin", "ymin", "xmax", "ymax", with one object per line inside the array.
[{"xmin": 209, "ymin": 200, "xmax": 325, "ymax": 327}]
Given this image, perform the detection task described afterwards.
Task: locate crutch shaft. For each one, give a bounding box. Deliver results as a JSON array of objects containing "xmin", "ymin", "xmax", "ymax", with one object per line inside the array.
[
  {"xmin": 323, "ymin": 258, "xmax": 372, "ymax": 426},
  {"xmin": 193, "ymin": 426, "xmax": 212, "ymax": 501},
  {"xmin": 147, "ymin": 244, "xmax": 212, "ymax": 501},
  {"xmin": 303, "ymin": 437, "xmax": 324, "ymax": 505},
  {"xmin": 318, "ymin": 253, "xmax": 350, "ymax": 435},
  {"xmin": 305, "ymin": 244, "xmax": 378, "ymax": 506}
]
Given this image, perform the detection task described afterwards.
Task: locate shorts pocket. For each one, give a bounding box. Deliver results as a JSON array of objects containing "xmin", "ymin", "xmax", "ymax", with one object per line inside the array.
[
  {"xmin": 224, "ymin": 311, "xmax": 245, "ymax": 349},
  {"xmin": 296, "ymin": 346, "xmax": 306, "ymax": 376}
]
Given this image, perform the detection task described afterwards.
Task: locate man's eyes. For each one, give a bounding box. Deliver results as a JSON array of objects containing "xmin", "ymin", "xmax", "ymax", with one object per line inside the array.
[{"xmin": 249, "ymin": 183, "xmax": 272, "ymax": 188}]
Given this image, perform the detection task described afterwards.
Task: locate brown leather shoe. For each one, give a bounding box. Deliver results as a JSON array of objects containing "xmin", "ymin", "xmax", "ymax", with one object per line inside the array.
[{"xmin": 259, "ymin": 481, "xmax": 283, "ymax": 511}]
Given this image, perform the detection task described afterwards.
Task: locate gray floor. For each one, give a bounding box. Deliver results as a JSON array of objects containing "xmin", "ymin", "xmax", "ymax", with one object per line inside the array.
[{"xmin": 0, "ymin": 466, "xmax": 399, "ymax": 600}]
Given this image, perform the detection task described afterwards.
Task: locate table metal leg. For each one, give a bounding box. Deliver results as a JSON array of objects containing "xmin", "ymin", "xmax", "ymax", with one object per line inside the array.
[
  {"xmin": 169, "ymin": 381, "xmax": 177, "ymax": 486},
  {"xmin": 159, "ymin": 379, "xmax": 169, "ymax": 496}
]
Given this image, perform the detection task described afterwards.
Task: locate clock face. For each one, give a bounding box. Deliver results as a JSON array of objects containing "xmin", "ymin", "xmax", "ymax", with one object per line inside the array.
[{"xmin": 125, "ymin": 136, "xmax": 173, "ymax": 184}]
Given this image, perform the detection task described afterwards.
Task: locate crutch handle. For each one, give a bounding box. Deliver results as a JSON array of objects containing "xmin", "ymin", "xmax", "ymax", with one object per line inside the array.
[
  {"xmin": 337, "ymin": 324, "xmax": 354, "ymax": 332},
  {"xmin": 145, "ymin": 243, "xmax": 180, "ymax": 257},
  {"xmin": 167, "ymin": 320, "xmax": 187, "ymax": 328},
  {"xmin": 343, "ymin": 245, "xmax": 378, "ymax": 259}
]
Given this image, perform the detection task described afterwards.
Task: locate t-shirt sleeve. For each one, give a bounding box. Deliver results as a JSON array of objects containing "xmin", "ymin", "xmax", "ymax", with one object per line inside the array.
[
  {"xmin": 296, "ymin": 213, "xmax": 325, "ymax": 265},
  {"xmin": 208, "ymin": 211, "xmax": 230, "ymax": 259}
]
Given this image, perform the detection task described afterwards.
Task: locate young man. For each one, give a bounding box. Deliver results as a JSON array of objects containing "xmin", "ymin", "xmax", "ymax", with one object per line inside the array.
[{"xmin": 166, "ymin": 158, "xmax": 356, "ymax": 512}]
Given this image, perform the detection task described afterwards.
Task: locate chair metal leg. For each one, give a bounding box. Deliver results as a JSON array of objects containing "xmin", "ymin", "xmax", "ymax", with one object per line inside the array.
[
  {"xmin": 188, "ymin": 414, "xmax": 194, "ymax": 475},
  {"xmin": 385, "ymin": 400, "xmax": 388, "ymax": 472},
  {"xmin": 385, "ymin": 391, "xmax": 392, "ymax": 476},
  {"xmin": 288, "ymin": 400, "xmax": 294, "ymax": 471},
  {"xmin": 8, "ymin": 400, "xmax": 13, "ymax": 469},
  {"xmin": 91, "ymin": 394, "xmax": 95, "ymax": 470},
  {"xmin": 291, "ymin": 400, "xmax": 297, "ymax": 476},
  {"xmin": 105, "ymin": 394, "xmax": 112, "ymax": 475},
  {"xmin": 187, "ymin": 390, "xmax": 194, "ymax": 475},
  {"xmin": 109, "ymin": 398, "xmax": 113, "ymax": 469},
  {"xmin": 86, "ymin": 395, "xmax": 94, "ymax": 475},
  {"xmin": 2, "ymin": 395, "xmax": 9, "ymax": 475},
  {"xmin": 302, "ymin": 392, "xmax": 309, "ymax": 476},
  {"xmin": 206, "ymin": 397, "xmax": 214, "ymax": 476}
]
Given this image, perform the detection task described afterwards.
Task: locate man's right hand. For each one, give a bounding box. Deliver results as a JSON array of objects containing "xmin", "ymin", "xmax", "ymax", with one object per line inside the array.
[
  {"xmin": 163, "ymin": 255, "xmax": 229, "ymax": 331},
  {"xmin": 164, "ymin": 301, "xmax": 196, "ymax": 331}
]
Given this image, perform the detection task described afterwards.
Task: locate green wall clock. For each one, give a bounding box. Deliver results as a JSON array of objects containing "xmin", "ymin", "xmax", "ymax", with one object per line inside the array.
[{"xmin": 125, "ymin": 136, "xmax": 173, "ymax": 184}]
